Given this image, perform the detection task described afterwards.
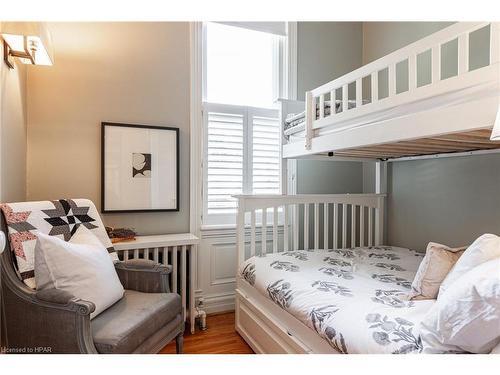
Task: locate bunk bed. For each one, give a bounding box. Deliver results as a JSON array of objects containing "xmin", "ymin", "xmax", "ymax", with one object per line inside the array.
[
  {"xmin": 283, "ymin": 22, "xmax": 500, "ymax": 160},
  {"xmin": 234, "ymin": 22, "xmax": 500, "ymax": 354}
]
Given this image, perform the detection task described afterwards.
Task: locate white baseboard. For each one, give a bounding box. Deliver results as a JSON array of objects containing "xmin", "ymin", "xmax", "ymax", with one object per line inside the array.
[{"xmin": 202, "ymin": 291, "xmax": 235, "ymax": 314}]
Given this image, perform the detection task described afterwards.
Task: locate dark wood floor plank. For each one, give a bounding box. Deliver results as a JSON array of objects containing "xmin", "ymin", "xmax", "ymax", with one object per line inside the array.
[{"xmin": 161, "ymin": 312, "xmax": 254, "ymax": 354}]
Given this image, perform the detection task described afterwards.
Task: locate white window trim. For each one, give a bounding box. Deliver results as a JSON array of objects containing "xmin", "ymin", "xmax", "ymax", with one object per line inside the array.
[
  {"xmin": 202, "ymin": 22, "xmax": 284, "ymax": 226},
  {"xmin": 286, "ymin": 22, "xmax": 298, "ymax": 101},
  {"xmin": 284, "ymin": 22, "xmax": 298, "ymax": 196},
  {"xmin": 189, "ymin": 22, "xmax": 203, "ymax": 236},
  {"xmin": 190, "ymin": 21, "xmax": 297, "ymax": 232}
]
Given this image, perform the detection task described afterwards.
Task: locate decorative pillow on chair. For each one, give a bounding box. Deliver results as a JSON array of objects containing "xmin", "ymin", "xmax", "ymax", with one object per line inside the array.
[
  {"xmin": 439, "ymin": 233, "xmax": 500, "ymax": 296},
  {"xmin": 419, "ymin": 258, "xmax": 500, "ymax": 353},
  {"xmin": 408, "ymin": 242, "xmax": 466, "ymax": 300},
  {"xmin": 35, "ymin": 225, "xmax": 124, "ymax": 319}
]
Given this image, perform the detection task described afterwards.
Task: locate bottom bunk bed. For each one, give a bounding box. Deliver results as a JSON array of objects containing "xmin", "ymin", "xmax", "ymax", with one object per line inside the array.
[
  {"xmin": 236, "ymin": 245, "xmax": 430, "ymax": 354},
  {"xmin": 233, "ymin": 194, "xmax": 500, "ymax": 354}
]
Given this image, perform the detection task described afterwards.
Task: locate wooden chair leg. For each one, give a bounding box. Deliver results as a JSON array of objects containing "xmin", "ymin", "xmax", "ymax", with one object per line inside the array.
[{"xmin": 175, "ymin": 333, "xmax": 183, "ymax": 354}]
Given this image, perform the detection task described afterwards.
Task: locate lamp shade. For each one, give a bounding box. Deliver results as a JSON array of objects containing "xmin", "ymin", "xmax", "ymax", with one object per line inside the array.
[
  {"xmin": 491, "ymin": 105, "xmax": 500, "ymax": 140},
  {"xmin": 1, "ymin": 22, "xmax": 54, "ymax": 66}
]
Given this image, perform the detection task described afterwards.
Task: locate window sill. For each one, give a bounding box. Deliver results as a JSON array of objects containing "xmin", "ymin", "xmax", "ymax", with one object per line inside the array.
[
  {"xmin": 200, "ymin": 223, "xmax": 286, "ymax": 239},
  {"xmin": 201, "ymin": 224, "xmax": 237, "ymax": 231}
]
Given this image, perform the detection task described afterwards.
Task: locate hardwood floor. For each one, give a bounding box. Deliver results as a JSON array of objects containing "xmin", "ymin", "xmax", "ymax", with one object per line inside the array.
[{"xmin": 161, "ymin": 312, "xmax": 254, "ymax": 354}]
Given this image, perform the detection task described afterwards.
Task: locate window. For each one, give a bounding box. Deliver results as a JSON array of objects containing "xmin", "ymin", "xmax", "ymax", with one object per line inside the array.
[
  {"xmin": 202, "ymin": 22, "xmax": 287, "ymax": 226},
  {"xmin": 205, "ymin": 22, "xmax": 278, "ymax": 108}
]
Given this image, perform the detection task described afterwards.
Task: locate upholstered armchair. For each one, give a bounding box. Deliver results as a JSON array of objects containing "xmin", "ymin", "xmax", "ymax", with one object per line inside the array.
[
  {"xmin": 0, "ymin": 230, "xmax": 6, "ymax": 348},
  {"xmin": 0, "ymin": 199, "xmax": 184, "ymax": 354}
]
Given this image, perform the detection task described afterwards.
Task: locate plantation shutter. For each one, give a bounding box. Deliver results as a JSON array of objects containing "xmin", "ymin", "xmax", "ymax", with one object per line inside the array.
[
  {"xmin": 206, "ymin": 108, "xmax": 244, "ymax": 216},
  {"xmin": 203, "ymin": 104, "xmax": 280, "ymax": 225},
  {"xmin": 251, "ymin": 111, "xmax": 281, "ymax": 195}
]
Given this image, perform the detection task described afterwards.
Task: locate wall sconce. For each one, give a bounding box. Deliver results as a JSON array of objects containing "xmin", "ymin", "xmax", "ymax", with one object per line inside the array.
[{"xmin": 1, "ymin": 22, "xmax": 54, "ymax": 69}]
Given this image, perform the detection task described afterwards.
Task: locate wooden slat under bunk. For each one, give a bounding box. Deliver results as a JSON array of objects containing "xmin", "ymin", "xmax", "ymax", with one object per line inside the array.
[{"xmin": 330, "ymin": 129, "xmax": 500, "ymax": 160}]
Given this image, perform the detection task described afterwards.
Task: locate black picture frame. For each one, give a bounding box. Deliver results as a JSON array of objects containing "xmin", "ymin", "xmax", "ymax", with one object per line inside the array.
[{"xmin": 101, "ymin": 122, "xmax": 180, "ymax": 213}]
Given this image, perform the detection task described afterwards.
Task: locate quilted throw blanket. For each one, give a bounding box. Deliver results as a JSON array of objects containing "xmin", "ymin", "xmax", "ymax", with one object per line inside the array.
[
  {"xmin": 239, "ymin": 246, "xmax": 435, "ymax": 354},
  {"xmin": 1, "ymin": 199, "xmax": 118, "ymax": 289}
]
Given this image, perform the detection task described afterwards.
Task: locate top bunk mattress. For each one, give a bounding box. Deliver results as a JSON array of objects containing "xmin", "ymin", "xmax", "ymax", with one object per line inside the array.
[
  {"xmin": 238, "ymin": 245, "xmax": 435, "ymax": 354},
  {"xmin": 284, "ymin": 99, "xmax": 368, "ymax": 134}
]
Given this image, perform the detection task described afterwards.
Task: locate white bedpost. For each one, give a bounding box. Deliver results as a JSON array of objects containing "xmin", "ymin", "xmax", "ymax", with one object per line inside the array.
[
  {"xmin": 375, "ymin": 196, "xmax": 385, "ymax": 246},
  {"xmin": 371, "ymin": 72, "xmax": 378, "ymax": 103},
  {"xmin": 355, "ymin": 78, "xmax": 363, "ymax": 108},
  {"xmin": 408, "ymin": 54, "xmax": 417, "ymax": 91},
  {"xmin": 305, "ymin": 91, "xmax": 314, "ymax": 150},
  {"xmin": 237, "ymin": 197, "xmax": 246, "ymax": 267},
  {"xmin": 458, "ymin": 33, "xmax": 469, "ymax": 76},
  {"xmin": 342, "ymin": 85, "xmax": 348, "ymax": 112},
  {"xmin": 388, "ymin": 64, "xmax": 396, "ymax": 98},
  {"xmin": 490, "ymin": 22, "xmax": 500, "ymax": 65},
  {"xmin": 490, "ymin": 23, "xmax": 500, "ymax": 126},
  {"xmin": 432, "ymin": 45, "xmax": 441, "ymax": 84},
  {"xmin": 489, "ymin": 22, "xmax": 500, "ymax": 143},
  {"xmin": 375, "ymin": 161, "xmax": 387, "ymax": 194},
  {"xmin": 375, "ymin": 161, "xmax": 387, "ymax": 245}
]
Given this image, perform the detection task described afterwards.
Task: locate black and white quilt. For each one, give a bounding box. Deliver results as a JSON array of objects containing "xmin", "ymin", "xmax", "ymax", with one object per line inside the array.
[
  {"xmin": 239, "ymin": 246, "xmax": 434, "ymax": 354},
  {"xmin": 1, "ymin": 199, "xmax": 118, "ymax": 289}
]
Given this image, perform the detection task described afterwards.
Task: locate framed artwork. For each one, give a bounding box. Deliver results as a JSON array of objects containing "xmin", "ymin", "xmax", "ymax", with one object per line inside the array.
[{"xmin": 101, "ymin": 122, "xmax": 179, "ymax": 213}]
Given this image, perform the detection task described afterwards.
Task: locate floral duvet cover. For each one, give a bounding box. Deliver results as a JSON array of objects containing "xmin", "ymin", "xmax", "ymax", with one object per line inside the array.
[{"xmin": 239, "ymin": 246, "xmax": 434, "ymax": 354}]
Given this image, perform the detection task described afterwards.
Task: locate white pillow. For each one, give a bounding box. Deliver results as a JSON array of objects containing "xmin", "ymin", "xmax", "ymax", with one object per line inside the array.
[
  {"xmin": 420, "ymin": 258, "xmax": 500, "ymax": 353},
  {"xmin": 35, "ymin": 225, "xmax": 124, "ymax": 319},
  {"xmin": 440, "ymin": 234, "xmax": 500, "ymax": 295}
]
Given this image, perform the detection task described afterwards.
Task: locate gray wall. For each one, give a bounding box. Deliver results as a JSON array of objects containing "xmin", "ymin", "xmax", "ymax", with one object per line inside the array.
[
  {"xmin": 388, "ymin": 154, "xmax": 500, "ymax": 251},
  {"xmin": 298, "ymin": 22, "xmax": 363, "ymax": 100},
  {"xmin": 362, "ymin": 22, "xmax": 454, "ymax": 64},
  {"xmin": 26, "ymin": 22, "xmax": 190, "ymax": 235},
  {"xmin": 364, "ymin": 22, "xmax": 455, "ymax": 96},
  {"xmin": 0, "ymin": 27, "xmax": 27, "ymax": 203},
  {"xmin": 362, "ymin": 22, "xmax": 500, "ymax": 251},
  {"xmin": 296, "ymin": 22, "xmax": 365, "ymax": 195},
  {"xmin": 363, "ymin": 22, "xmax": 490, "ymax": 94},
  {"xmin": 297, "ymin": 160, "xmax": 364, "ymax": 194}
]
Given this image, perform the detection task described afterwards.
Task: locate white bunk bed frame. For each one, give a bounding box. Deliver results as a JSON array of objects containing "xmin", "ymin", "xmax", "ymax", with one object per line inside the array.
[
  {"xmin": 234, "ymin": 22, "xmax": 500, "ymax": 354},
  {"xmin": 284, "ymin": 22, "xmax": 500, "ymax": 160},
  {"xmin": 235, "ymin": 194, "xmax": 384, "ymax": 353}
]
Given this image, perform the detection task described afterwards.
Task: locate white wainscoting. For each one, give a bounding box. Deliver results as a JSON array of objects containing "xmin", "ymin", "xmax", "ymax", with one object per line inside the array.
[
  {"xmin": 199, "ymin": 230, "xmax": 238, "ymax": 314},
  {"xmin": 198, "ymin": 227, "xmax": 284, "ymax": 314}
]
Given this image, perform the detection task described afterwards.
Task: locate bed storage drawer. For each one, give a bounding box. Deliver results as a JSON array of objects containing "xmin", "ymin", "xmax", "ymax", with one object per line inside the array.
[{"xmin": 235, "ymin": 289, "xmax": 313, "ymax": 354}]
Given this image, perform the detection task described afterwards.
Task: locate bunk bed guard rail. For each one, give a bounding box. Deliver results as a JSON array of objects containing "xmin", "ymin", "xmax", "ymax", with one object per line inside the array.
[
  {"xmin": 235, "ymin": 194, "xmax": 386, "ymax": 265},
  {"xmin": 303, "ymin": 22, "xmax": 500, "ymax": 150}
]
